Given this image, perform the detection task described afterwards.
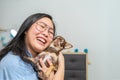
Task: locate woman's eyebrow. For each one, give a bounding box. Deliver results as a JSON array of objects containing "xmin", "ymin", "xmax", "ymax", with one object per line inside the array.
[{"xmin": 40, "ymin": 21, "xmax": 54, "ymax": 30}]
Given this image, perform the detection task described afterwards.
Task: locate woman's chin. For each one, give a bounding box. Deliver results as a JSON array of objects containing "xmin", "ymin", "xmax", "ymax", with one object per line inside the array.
[{"xmin": 35, "ymin": 44, "xmax": 46, "ymax": 51}]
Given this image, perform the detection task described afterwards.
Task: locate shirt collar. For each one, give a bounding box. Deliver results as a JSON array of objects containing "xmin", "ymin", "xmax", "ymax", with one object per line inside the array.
[{"xmin": 26, "ymin": 49, "xmax": 33, "ymax": 57}]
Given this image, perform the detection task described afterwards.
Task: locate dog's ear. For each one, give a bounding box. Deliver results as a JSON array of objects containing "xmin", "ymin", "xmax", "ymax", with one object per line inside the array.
[{"xmin": 64, "ymin": 42, "xmax": 73, "ymax": 49}]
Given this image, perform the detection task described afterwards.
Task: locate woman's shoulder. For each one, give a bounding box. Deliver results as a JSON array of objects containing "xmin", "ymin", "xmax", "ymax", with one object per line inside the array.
[
  {"xmin": 0, "ymin": 51, "xmax": 39, "ymax": 80},
  {"xmin": 0, "ymin": 51, "xmax": 21, "ymax": 68}
]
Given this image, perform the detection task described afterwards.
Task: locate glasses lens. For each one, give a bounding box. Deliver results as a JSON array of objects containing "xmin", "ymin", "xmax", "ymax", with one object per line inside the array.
[{"xmin": 36, "ymin": 22, "xmax": 54, "ymax": 38}]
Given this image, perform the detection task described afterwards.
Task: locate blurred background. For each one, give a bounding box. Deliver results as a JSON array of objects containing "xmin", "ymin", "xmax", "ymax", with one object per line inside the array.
[{"xmin": 0, "ymin": 0, "xmax": 120, "ymax": 80}]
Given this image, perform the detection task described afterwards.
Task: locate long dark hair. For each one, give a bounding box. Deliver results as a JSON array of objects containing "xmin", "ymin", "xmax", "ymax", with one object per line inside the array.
[{"xmin": 0, "ymin": 13, "xmax": 56, "ymax": 61}]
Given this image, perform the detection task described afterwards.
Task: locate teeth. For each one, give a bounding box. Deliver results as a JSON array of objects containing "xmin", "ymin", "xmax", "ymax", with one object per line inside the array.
[
  {"xmin": 40, "ymin": 38, "xmax": 45, "ymax": 42},
  {"xmin": 38, "ymin": 38, "xmax": 46, "ymax": 44}
]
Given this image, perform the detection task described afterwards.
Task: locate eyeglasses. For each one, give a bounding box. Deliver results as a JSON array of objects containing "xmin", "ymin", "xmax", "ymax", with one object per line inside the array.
[{"xmin": 35, "ymin": 22, "xmax": 54, "ymax": 38}]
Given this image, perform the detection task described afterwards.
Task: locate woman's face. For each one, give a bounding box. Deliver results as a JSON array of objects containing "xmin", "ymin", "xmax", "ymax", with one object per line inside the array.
[{"xmin": 25, "ymin": 17, "xmax": 54, "ymax": 57}]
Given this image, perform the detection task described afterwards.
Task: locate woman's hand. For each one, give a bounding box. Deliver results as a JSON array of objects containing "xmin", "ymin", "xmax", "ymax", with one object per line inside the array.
[
  {"xmin": 37, "ymin": 58, "xmax": 54, "ymax": 80},
  {"xmin": 37, "ymin": 52, "xmax": 65, "ymax": 80}
]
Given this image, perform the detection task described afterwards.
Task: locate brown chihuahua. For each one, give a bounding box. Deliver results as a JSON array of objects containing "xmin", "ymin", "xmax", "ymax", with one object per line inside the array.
[{"xmin": 25, "ymin": 36, "xmax": 73, "ymax": 77}]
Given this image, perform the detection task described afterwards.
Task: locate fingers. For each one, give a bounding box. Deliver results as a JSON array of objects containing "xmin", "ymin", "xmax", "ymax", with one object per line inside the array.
[
  {"xmin": 47, "ymin": 59, "xmax": 53, "ymax": 66},
  {"xmin": 36, "ymin": 62, "xmax": 42, "ymax": 71},
  {"xmin": 39, "ymin": 58, "xmax": 47, "ymax": 69},
  {"xmin": 37, "ymin": 58, "xmax": 53, "ymax": 72},
  {"xmin": 37, "ymin": 58, "xmax": 47, "ymax": 73},
  {"xmin": 37, "ymin": 58, "xmax": 54, "ymax": 79}
]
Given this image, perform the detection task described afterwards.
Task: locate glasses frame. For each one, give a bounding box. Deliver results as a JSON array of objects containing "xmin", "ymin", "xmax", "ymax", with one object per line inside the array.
[{"xmin": 35, "ymin": 21, "xmax": 54, "ymax": 39}]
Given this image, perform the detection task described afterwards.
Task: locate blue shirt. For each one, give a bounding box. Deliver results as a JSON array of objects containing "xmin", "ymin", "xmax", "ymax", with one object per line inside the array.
[{"xmin": 0, "ymin": 51, "xmax": 39, "ymax": 80}]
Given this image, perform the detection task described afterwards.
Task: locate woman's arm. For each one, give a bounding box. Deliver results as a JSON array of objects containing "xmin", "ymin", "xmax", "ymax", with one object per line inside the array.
[{"xmin": 53, "ymin": 52, "xmax": 65, "ymax": 80}]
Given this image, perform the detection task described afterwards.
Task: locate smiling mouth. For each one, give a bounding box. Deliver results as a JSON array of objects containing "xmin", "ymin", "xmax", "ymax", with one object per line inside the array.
[{"xmin": 37, "ymin": 37, "xmax": 47, "ymax": 45}]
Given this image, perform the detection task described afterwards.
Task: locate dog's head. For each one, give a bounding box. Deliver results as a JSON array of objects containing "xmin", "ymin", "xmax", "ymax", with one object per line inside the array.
[{"xmin": 50, "ymin": 36, "xmax": 73, "ymax": 52}]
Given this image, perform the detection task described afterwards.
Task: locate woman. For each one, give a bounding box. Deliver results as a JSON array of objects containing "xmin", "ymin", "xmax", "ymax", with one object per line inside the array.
[{"xmin": 0, "ymin": 13, "xmax": 64, "ymax": 80}]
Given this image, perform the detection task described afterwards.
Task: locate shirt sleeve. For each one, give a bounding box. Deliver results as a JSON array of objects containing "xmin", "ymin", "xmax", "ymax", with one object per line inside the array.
[{"xmin": 0, "ymin": 52, "xmax": 38, "ymax": 80}]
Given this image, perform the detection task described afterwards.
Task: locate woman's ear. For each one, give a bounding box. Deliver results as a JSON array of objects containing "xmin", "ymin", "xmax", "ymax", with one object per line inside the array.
[{"xmin": 24, "ymin": 31, "xmax": 27, "ymax": 35}]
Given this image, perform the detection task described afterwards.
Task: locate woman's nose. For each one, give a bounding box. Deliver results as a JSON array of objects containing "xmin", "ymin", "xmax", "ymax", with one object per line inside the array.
[{"xmin": 41, "ymin": 29, "xmax": 49, "ymax": 38}]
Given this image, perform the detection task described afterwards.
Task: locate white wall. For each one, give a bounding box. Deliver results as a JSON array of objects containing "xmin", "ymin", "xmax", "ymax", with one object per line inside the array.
[{"xmin": 0, "ymin": 0, "xmax": 120, "ymax": 80}]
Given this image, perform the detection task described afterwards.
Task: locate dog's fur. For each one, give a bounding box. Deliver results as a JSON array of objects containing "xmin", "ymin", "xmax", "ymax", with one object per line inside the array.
[{"xmin": 24, "ymin": 36, "xmax": 73, "ymax": 77}]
